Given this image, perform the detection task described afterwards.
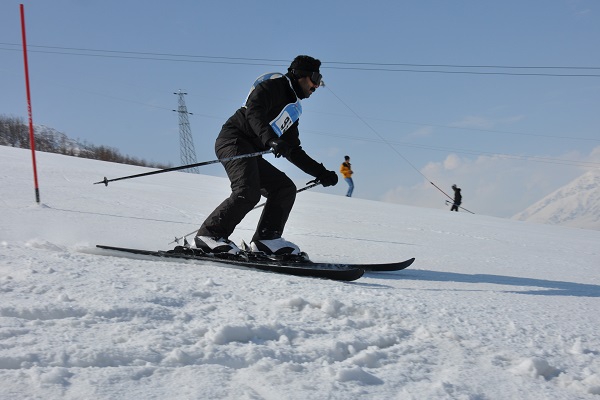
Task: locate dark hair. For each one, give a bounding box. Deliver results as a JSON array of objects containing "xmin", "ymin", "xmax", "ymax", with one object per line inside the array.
[
  {"xmin": 288, "ymin": 55, "xmax": 321, "ymax": 73},
  {"xmin": 344, "ymin": 155, "xmax": 350, "ymax": 160}
]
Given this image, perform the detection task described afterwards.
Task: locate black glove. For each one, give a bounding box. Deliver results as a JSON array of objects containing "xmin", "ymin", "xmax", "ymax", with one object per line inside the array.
[
  {"xmin": 268, "ymin": 139, "xmax": 293, "ymax": 158},
  {"xmin": 317, "ymin": 169, "xmax": 338, "ymax": 187}
]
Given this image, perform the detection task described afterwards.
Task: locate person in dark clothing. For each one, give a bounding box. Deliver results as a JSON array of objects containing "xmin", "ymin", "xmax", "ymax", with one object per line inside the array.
[
  {"xmin": 195, "ymin": 55, "xmax": 338, "ymax": 255},
  {"xmin": 450, "ymin": 184, "xmax": 462, "ymax": 212}
]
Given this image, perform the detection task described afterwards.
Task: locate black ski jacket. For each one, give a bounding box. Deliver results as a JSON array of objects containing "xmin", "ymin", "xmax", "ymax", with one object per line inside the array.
[
  {"xmin": 216, "ymin": 73, "xmax": 327, "ymax": 178},
  {"xmin": 453, "ymin": 188, "xmax": 462, "ymax": 205}
]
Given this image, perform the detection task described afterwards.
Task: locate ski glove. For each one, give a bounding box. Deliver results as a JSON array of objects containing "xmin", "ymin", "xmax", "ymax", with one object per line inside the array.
[
  {"xmin": 268, "ymin": 139, "xmax": 293, "ymax": 158},
  {"xmin": 317, "ymin": 169, "xmax": 338, "ymax": 187}
]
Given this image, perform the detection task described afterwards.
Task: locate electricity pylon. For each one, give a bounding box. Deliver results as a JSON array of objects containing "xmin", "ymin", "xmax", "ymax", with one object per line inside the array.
[{"xmin": 173, "ymin": 90, "xmax": 199, "ymax": 173}]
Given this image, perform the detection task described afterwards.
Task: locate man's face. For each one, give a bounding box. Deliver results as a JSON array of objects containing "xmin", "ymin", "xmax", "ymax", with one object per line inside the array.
[{"xmin": 298, "ymin": 76, "xmax": 319, "ymax": 98}]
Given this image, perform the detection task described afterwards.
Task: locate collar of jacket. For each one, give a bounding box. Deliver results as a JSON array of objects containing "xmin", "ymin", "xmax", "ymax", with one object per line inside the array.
[{"xmin": 285, "ymin": 72, "xmax": 307, "ymax": 99}]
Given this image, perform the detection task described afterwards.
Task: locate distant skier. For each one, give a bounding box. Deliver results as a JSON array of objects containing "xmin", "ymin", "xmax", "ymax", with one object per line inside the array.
[
  {"xmin": 450, "ymin": 184, "xmax": 462, "ymax": 212},
  {"xmin": 340, "ymin": 155, "xmax": 354, "ymax": 197}
]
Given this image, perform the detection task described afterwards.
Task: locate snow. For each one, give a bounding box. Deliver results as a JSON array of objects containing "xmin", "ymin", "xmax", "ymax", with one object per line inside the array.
[{"xmin": 1, "ymin": 145, "xmax": 599, "ymax": 399}]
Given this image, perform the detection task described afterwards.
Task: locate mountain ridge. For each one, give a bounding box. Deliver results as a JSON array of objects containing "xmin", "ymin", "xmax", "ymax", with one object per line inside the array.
[{"xmin": 512, "ymin": 169, "xmax": 600, "ymax": 231}]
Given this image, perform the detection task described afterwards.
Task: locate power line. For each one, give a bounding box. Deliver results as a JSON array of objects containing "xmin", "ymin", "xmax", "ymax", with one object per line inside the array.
[
  {"xmin": 1, "ymin": 43, "xmax": 600, "ymax": 77},
  {"xmin": 0, "ymin": 44, "xmax": 286, "ymax": 67},
  {"xmin": 324, "ymin": 86, "xmax": 430, "ymax": 180},
  {"xmin": 0, "ymin": 43, "xmax": 289, "ymax": 62},
  {"xmin": 326, "ymin": 84, "xmax": 477, "ymax": 211},
  {"xmin": 325, "ymin": 61, "xmax": 600, "ymax": 70},
  {"xmin": 4, "ymin": 63, "xmax": 595, "ymax": 146},
  {"xmin": 326, "ymin": 66, "xmax": 600, "ymax": 78},
  {"xmin": 2, "ymin": 43, "xmax": 599, "ymax": 70},
  {"xmin": 3, "ymin": 41, "xmax": 595, "ymax": 156},
  {"xmin": 2, "ymin": 41, "xmax": 597, "ymax": 169},
  {"xmin": 311, "ymin": 110, "xmax": 600, "ymax": 143}
]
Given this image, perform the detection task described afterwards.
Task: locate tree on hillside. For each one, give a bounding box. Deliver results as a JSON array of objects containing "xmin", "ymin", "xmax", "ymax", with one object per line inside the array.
[
  {"xmin": 0, "ymin": 115, "xmax": 29, "ymax": 148},
  {"xmin": 0, "ymin": 114, "xmax": 172, "ymax": 170}
]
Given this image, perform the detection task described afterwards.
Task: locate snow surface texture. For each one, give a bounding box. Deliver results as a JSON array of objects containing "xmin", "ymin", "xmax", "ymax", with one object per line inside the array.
[
  {"xmin": 513, "ymin": 169, "xmax": 600, "ymax": 231},
  {"xmin": 1, "ymin": 146, "xmax": 599, "ymax": 399}
]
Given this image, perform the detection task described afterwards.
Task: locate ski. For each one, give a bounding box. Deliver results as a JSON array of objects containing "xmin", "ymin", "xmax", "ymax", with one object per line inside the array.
[
  {"xmin": 96, "ymin": 245, "xmax": 365, "ymax": 282},
  {"xmin": 361, "ymin": 258, "xmax": 415, "ymax": 272}
]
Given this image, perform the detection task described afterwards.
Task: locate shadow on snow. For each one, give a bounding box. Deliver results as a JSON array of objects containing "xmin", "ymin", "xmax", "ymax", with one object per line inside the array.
[{"xmin": 370, "ymin": 269, "xmax": 600, "ymax": 297}]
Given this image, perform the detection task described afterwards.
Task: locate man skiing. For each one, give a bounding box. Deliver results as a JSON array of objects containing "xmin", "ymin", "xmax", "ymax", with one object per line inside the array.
[
  {"xmin": 195, "ymin": 55, "xmax": 338, "ymax": 255},
  {"xmin": 450, "ymin": 184, "xmax": 462, "ymax": 212}
]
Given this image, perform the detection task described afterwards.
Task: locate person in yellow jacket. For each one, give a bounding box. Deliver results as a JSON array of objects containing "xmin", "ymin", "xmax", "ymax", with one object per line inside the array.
[{"xmin": 340, "ymin": 155, "xmax": 354, "ymax": 197}]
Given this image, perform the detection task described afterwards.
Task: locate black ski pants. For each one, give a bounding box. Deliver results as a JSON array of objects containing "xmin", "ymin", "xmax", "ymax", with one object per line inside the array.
[{"xmin": 197, "ymin": 137, "xmax": 296, "ymax": 242}]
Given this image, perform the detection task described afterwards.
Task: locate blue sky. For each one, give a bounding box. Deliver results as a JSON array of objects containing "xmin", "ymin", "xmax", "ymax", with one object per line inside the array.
[{"xmin": 2, "ymin": 0, "xmax": 599, "ymax": 218}]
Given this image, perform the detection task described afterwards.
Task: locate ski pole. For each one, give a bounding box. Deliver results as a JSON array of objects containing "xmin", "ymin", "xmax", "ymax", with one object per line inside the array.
[
  {"xmin": 94, "ymin": 150, "xmax": 273, "ymax": 186},
  {"xmin": 445, "ymin": 200, "xmax": 475, "ymax": 214},
  {"xmin": 169, "ymin": 180, "xmax": 322, "ymax": 246}
]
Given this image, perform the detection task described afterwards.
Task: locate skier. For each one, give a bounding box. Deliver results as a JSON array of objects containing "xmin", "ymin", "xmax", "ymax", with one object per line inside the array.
[
  {"xmin": 194, "ymin": 55, "xmax": 338, "ymax": 255},
  {"xmin": 340, "ymin": 155, "xmax": 354, "ymax": 197},
  {"xmin": 450, "ymin": 184, "xmax": 462, "ymax": 212}
]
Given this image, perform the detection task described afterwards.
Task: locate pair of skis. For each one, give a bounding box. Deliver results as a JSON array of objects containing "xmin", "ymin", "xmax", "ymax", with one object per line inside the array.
[{"xmin": 96, "ymin": 245, "xmax": 415, "ymax": 282}]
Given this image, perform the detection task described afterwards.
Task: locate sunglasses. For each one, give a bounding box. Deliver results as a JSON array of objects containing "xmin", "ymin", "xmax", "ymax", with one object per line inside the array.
[
  {"xmin": 295, "ymin": 70, "xmax": 322, "ymax": 86},
  {"xmin": 309, "ymin": 71, "xmax": 322, "ymax": 86}
]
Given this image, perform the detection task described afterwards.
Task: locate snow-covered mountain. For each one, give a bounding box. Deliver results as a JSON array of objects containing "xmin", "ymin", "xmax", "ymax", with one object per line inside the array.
[{"xmin": 512, "ymin": 169, "xmax": 600, "ymax": 230}]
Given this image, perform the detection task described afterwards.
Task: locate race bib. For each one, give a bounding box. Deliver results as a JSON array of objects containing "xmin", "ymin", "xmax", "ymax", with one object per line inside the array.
[{"xmin": 270, "ymin": 99, "xmax": 302, "ymax": 136}]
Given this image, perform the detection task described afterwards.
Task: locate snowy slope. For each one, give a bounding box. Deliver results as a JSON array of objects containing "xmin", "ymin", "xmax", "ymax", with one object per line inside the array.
[
  {"xmin": 1, "ymin": 146, "xmax": 600, "ymax": 400},
  {"xmin": 513, "ymin": 170, "xmax": 600, "ymax": 231}
]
